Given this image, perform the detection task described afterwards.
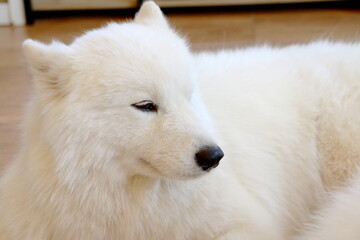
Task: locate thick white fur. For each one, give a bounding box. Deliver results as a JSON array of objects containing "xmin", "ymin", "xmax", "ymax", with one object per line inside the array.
[
  {"xmin": 1, "ymin": 1, "xmax": 360, "ymax": 239},
  {"xmin": 294, "ymin": 170, "xmax": 360, "ymax": 240}
]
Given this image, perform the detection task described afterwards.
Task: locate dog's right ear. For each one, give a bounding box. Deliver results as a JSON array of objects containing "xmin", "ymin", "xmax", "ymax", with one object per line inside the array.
[
  {"xmin": 23, "ymin": 39, "xmax": 70, "ymax": 96},
  {"xmin": 135, "ymin": 1, "xmax": 168, "ymax": 28}
]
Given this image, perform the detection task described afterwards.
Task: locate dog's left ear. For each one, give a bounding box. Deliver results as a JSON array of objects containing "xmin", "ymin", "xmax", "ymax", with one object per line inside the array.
[
  {"xmin": 23, "ymin": 39, "xmax": 71, "ymax": 97},
  {"xmin": 135, "ymin": 1, "xmax": 168, "ymax": 28}
]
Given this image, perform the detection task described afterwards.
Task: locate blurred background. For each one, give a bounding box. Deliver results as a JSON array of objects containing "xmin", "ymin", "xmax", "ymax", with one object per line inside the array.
[{"xmin": 0, "ymin": 0, "xmax": 360, "ymax": 170}]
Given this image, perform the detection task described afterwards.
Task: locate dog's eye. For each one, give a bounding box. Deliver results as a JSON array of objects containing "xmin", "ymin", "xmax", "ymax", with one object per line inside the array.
[{"xmin": 131, "ymin": 100, "xmax": 158, "ymax": 113}]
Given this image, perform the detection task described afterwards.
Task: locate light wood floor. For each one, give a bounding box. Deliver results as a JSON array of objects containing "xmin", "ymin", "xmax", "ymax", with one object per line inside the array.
[{"xmin": 1, "ymin": 6, "xmax": 360, "ymax": 171}]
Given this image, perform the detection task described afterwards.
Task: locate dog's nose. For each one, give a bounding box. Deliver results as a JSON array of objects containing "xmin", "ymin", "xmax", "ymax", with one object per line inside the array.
[{"xmin": 195, "ymin": 146, "xmax": 224, "ymax": 171}]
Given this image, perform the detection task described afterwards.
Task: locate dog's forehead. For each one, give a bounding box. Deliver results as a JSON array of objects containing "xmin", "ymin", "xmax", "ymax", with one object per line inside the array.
[
  {"xmin": 72, "ymin": 22, "xmax": 189, "ymax": 62},
  {"xmin": 70, "ymin": 23, "xmax": 194, "ymax": 99}
]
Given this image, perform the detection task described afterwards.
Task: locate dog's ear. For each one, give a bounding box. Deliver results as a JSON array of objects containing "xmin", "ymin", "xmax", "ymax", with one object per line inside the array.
[
  {"xmin": 23, "ymin": 39, "xmax": 70, "ymax": 97},
  {"xmin": 135, "ymin": 1, "xmax": 168, "ymax": 28}
]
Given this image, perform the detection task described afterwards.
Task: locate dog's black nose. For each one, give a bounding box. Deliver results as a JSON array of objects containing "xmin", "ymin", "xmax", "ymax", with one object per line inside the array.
[{"xmin": 195, "ymin": 146, "xmax": 224, "ymax": 171}]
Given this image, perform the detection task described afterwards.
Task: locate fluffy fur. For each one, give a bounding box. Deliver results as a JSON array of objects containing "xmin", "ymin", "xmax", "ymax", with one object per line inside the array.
[{"xmin": 1, "ymin": 2, "xmax": 359, "ymax": 239}]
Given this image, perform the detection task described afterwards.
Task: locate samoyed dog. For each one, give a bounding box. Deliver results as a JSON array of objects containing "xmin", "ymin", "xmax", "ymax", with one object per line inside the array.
[{"xmin": 1, "ymin": 1, "xmax": 360, "ymax": 239}]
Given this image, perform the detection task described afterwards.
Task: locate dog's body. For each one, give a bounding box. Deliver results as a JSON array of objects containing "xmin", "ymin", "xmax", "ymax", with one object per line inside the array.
[{"xmin": 1, "ymin": 2, "xmax": 360, "ymax": 239}]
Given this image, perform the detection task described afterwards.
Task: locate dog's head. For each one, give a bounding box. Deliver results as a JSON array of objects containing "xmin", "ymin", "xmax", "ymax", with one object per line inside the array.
[{"xmin": 23, "ymin": 1, "xmax": 223, "ymax": 180}]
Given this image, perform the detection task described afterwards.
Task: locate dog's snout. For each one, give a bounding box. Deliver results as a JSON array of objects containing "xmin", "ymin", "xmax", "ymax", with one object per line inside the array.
[{"xmin": 195, "ymin": 146, "xmax": 224, "ymax": 171}]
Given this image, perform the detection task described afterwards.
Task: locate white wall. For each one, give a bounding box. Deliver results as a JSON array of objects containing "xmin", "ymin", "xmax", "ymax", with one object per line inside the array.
[
  {"xmin": 0, "ymin": 2, "xmax": 11, "ymax": 25},
  {"xmin": 0, "ymin": 0, "xmax": 25, "ymax": 26}
]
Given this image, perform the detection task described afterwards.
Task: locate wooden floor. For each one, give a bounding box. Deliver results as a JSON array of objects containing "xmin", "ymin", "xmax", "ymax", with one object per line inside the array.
[{"xmin": 1, "ymin": 5, "xmax": 360, "ymax": 171}]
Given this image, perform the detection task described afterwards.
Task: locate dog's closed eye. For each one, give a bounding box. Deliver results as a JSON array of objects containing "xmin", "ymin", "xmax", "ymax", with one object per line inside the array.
[{"xmin": 132, "ymin": 100, "xmax": 158, "ymax": 113}]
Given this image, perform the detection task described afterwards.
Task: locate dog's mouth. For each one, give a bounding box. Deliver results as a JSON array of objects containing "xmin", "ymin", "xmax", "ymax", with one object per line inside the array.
[
  {"xmin": 140, "ymin": 158, "xmax": 164, "ymax": 176},
  {"xmin": 139, "ymin": 158, "xmax": 204, "ymax": 180}
]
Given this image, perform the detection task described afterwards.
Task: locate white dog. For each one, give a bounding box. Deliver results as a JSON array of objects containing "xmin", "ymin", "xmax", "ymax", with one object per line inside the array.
[{"xmin": 1, "ymin": 2, "xmax": 359, "ymax": 239}]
